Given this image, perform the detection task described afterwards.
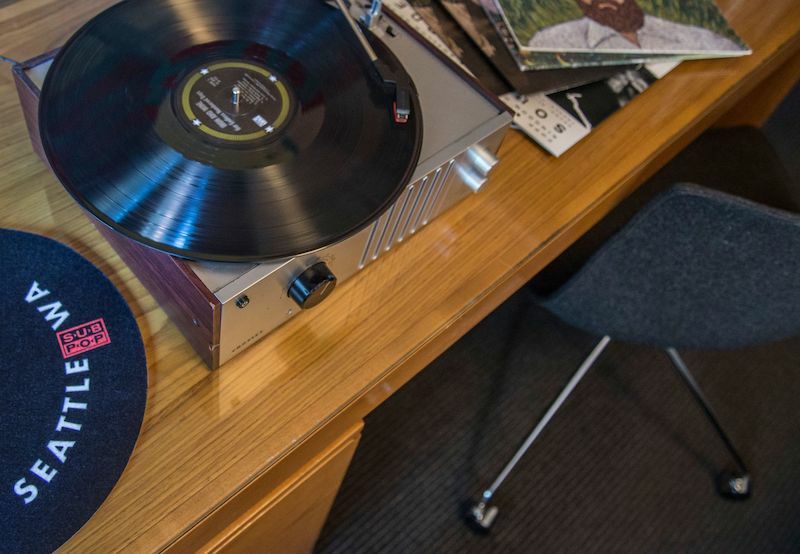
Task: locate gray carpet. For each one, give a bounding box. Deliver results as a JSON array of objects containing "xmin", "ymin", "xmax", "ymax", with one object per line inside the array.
[
  {"xmin": 316, "ymin": 87, "xmax": 800, "ymax": 553},
  {"xmin": 316, "ymin": 291, "xmax": 800, "ymax": 553}
]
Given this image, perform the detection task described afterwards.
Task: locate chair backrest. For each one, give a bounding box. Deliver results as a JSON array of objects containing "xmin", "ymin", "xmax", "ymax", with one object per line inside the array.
[{"xmin": 541, "ymin": 184, "xmax": 800, "ymax": 349}]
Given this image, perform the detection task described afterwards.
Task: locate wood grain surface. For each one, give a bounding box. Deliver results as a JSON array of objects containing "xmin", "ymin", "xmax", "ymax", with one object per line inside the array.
[{"xmin": 0, "ymin": 0, "xmax": 798, "ymax": 550}]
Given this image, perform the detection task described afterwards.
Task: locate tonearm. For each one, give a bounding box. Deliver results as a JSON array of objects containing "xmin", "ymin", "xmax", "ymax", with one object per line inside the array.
[{"xmin": 332, "ymin": 0, "xmax": 411, "ymax": 123}]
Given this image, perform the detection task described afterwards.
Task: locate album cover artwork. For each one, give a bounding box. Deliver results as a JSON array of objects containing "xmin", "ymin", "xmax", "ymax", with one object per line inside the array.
[
  {"xmin": 407, "ymin": 0, "xmax": 621, "ymax": 94},
  {"xmin": 547, "ymin": 64, "xmax": 659, "ymax": 127},
  {"xmin": 500, "ymin": 60, "xmax": 678, "ymax": 156},
  {"xmin": 493, "ymin": 0, "xmax": 750, "ymax": 56},
  {"xmin": 404, "ymin": 0, "xmax": 511, "ymax": 93},
  {"xmin": 475, "ymin": 0, "xmax": 683, "ymax": 70}
]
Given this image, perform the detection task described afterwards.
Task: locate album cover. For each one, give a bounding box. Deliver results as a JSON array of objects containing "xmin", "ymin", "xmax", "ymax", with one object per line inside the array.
[
  {"xmin": 404, "ymin": 0, "xmax": 510, "ymax": 93},
  {"xmin": 492, "ymin": 0, "xmax": 750, "ymax": 56},
  {"xmin": 547, "ymin": 64, "xmax": 660, "ymax": 126},
  {"xmin": 475, "ymin": 0, "xmax": 683, "ymax": 71},
  {"xmin": 501, "ymin": 61, "xmax": 678, "ymax": 156},
  {"xmin": 407, "ymin": 0, "xmax": 622, "ymax": 94}
]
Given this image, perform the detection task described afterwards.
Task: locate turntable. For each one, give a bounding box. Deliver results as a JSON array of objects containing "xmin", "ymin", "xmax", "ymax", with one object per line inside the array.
[{"xmin": 14, "ymin": 0, "xmax": 511, "ymax": 368}]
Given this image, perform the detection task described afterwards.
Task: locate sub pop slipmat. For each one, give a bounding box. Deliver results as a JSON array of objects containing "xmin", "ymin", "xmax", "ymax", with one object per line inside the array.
[{"xmin": 0, "ymin": 229, "xmax": 147, "ymax": 552}]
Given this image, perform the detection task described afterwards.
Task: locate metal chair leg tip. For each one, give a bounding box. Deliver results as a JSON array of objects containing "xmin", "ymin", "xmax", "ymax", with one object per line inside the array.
[
  {"xmin": 463, "ymin": 500, "xmax": 499, "ymax": 534},
  {"xmin": 716, "ymin": 471, "xmax": 752, "ymax": 500}
]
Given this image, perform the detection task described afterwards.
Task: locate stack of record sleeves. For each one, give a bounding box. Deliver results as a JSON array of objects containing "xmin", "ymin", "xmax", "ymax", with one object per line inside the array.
[{"xmin": 394, "ymin": 0, "xmax": 749, "ymax": 156}]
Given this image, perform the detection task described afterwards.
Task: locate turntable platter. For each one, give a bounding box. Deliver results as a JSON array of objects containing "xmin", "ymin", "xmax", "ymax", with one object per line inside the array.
[{"xmin": 39, "ymin": 0, "xmax": 422, "ymax": 262}]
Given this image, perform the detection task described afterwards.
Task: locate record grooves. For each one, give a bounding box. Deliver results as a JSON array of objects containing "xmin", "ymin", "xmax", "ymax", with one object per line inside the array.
[{"xmin": 39, "ymin": 0, "xmax": 422, "ymax": 262}]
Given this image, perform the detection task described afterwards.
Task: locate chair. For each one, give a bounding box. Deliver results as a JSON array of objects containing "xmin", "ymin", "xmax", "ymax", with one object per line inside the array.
[{"xmin": 465, "ymin": 127, "xmax": 800, "ymax": 531}]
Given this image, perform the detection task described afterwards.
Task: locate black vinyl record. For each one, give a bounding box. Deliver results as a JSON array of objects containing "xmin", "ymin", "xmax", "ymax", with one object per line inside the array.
[{"xmin": 39, "ymin": 0, "xmax": 422, "ymax": 262}]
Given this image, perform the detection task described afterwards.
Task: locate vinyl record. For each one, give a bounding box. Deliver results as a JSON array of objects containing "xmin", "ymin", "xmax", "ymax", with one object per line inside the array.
[{"xmin": 39, "ymin": 0, "xmax": 422, "ymax": 262}]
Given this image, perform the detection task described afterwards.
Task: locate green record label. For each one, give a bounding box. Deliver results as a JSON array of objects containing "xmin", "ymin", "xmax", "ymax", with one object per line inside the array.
[{"xmin": 178, "ymin": 60, "xmax": 293, "ymax": 142}]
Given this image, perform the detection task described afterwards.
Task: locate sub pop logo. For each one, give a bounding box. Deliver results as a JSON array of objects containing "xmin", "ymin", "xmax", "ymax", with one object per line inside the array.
[{"xmin": 56, "ymin": 319, "xmax": 111, "ymax": 359}]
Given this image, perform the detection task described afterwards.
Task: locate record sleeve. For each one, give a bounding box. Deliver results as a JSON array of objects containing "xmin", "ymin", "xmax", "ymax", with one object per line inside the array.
[
  {"xmin": 408, "ymin": 0, "xmax": 622, "ymax": 94},
  {"xmin": 473, "ymin": 0, "xmax": 682, "ymax": 70},
  {"xmin": 493, "ymin": 0, "xmax": 750, "ymax": 56},
  {"xmin": 501, "ymin": 60, "xmax": 678, "ymax": 156},
  {"xmin": 403, "ymin": 0, "xmax": 510, "ymax": 94}
]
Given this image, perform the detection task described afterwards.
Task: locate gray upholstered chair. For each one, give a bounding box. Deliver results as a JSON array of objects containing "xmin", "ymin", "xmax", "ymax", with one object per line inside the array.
[{"xmin": 466, "ymin": 127, "xmax": 800, "ymax": 531}]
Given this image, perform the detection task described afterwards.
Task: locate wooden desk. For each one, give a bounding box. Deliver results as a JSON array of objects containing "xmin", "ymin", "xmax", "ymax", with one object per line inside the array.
[{"xmin": 1, "ymin": 1, "xmax": 798, "ymax": 551}]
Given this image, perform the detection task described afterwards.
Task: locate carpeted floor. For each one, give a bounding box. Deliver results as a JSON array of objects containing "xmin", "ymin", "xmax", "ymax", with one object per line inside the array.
[
  {"xmin": 316, "ymin": 290, "xmax": 800, "ymax": 553},
  {"xmin": 315, "ymin": 87, "xmax": 800, "ymax": 553}
]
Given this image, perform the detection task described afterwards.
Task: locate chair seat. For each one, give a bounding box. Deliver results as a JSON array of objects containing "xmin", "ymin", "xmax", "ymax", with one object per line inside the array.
[
  {"xmin": 464, "ymin": 126, "xmax": 799, "ymax": 531},
  {"xmin": 530, "ymin": 126, "xmax": 800, "ymax": 296}
]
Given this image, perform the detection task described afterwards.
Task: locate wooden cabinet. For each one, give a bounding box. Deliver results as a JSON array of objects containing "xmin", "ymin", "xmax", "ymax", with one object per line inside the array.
[{"xmin": 168, "ymin": 422, "xmax": 362, "ymax": 554}]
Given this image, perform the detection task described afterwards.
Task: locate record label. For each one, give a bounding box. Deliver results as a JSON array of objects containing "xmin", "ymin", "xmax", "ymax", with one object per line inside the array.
[{"xmin": 177, "ymin": 60, "xmax": 294, "ymax": 143}]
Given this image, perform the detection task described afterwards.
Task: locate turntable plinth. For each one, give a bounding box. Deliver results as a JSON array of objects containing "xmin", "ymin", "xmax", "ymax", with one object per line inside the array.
[{"xmin": 14, "ymin": 8, "xmax": 513, "ymax": 369}]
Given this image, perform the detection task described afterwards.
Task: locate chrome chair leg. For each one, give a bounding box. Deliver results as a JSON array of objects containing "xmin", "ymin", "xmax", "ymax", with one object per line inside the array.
[
  {"xmin": 665, "ymin": 348, "xmax": 752, "ymax": 500},
  {"xmin": 465, "ymin": 336, "xmax": 612, "ymax": 533}
]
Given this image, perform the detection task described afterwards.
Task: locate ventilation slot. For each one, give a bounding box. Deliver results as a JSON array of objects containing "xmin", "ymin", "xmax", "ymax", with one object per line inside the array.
[
  {"xmin": 397, "ymin": 179, "xmax": 425, "ymax": 242},
  {"xmin": 424, "ymin": 160, "xmax": 455, "ymax": 224},
  {"xmin": 359, "ymin": 220, "xmax": 380, "ymax": 269},
  {"xmin": 382, "ymin": 183, "xmax": 416, "ymax": 252},
  {"xmin": 412, "ymin": 167, "xmax": 442, "ymax": 232},
  {"xmin": 357, "ymin": 159, "xmax": 456, "ymax": 268},
  {"xmin": 370, "ymin": 211, "xmax": 393, "ymax": 261}
]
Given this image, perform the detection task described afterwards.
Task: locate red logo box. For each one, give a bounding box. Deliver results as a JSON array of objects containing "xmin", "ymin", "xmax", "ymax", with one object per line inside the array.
[{"xmin": 56, "ymin": 318, "xmax": 111, "ymax": 359}]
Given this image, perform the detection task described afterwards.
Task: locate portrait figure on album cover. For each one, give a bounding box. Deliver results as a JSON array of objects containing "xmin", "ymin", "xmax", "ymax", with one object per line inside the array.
[{"xmin": 496, "ymin": 0, "xmax": 748, "ymax": 54}]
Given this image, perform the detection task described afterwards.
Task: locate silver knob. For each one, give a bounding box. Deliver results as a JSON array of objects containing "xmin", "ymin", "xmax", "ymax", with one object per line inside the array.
[
  {"xmin": 456, "ymin": 163, "xmax": 487, "ymax": 193},
  {"xmin": 466, "ymin": 145, "xmax": 499, "ymax": 177},
  {"xmin": 457, "ymin": 145, "xmax": 499, "ymax": 193}
]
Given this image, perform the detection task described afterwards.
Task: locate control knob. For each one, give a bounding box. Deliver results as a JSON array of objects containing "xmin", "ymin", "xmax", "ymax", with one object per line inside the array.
[
  {"xmin": 288, "ymin": 262, "xmax": 337, "ymax": 309},
  {"xmin": 456, "ymin": 144, "xmax": 499, "ymax": 193}
]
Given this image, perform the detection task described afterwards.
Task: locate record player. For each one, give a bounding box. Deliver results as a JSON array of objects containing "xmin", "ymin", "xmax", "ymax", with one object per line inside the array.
[{"xmin": 14, "ymin": 0, "xmax": 511, "ymax": 368}]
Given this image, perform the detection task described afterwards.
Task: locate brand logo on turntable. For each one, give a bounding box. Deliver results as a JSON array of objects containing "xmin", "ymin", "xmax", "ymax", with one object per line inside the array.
[{"xmin": 56, "ymin": 318, "xmax": 111, "ymax": 359}]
